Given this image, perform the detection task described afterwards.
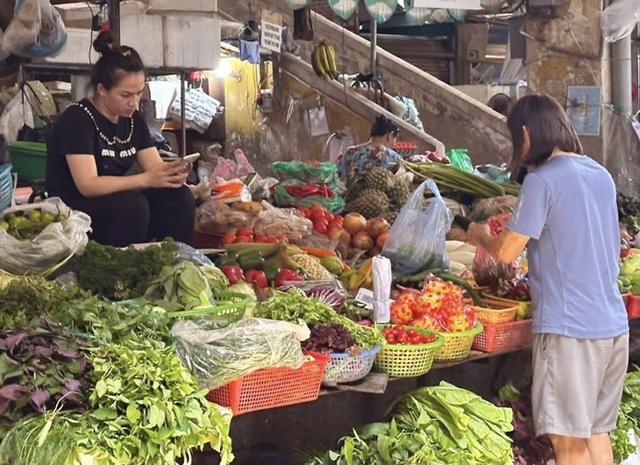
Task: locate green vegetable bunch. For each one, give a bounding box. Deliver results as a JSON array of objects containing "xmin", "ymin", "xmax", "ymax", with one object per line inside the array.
[
  {"xmin": 309, "ymin": 381, "xmax": 514, "ymax": 465},
  {"xmin": 254, "ymin": 290, "xmax": 383, "ymax": 349},
  {"xmin": 80, "ymin": 336, "xmax": 233, "ymax": 465},
  {"xmin": 72, "ymin": 239, "xmax": 178, "ymax": 301},
  {"xmin": 612, "ymin": 367, "xmax": 640, "ymax": 464}
]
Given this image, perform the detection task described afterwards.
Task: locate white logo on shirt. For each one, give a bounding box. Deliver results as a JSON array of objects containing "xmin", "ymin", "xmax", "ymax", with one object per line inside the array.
[{"xmin": 101, "ymin": 147, "xmax": 137, "ymax": 158}]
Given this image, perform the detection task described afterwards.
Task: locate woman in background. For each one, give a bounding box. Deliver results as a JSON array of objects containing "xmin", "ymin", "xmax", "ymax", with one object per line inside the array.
[
  {"xmin": 336, "ymin": 115, "xmax": 401, "ymax": 180},
  {"xmin": 45, "ymin": 31, "xmax": 195, "ymax": 247}
]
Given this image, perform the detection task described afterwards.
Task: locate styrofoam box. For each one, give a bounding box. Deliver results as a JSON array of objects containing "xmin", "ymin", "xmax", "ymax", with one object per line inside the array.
[
  {"xmin": 55, "ymin": 1, "xmax": 148, "ymax": 29},
  {"xmin": 40, "ymin": 28, "xmax": 99, "ymax": 64},
  {"xmin": 143, "ymin": 0, "xmax": 216, "ymax": 12},
  {"xmin": 120, "ymin": 12, "xmax": 163, "ymax": 68},
  {"xmin": 162, "ymin": 14, "xmax": 220, "ymax": 69}
]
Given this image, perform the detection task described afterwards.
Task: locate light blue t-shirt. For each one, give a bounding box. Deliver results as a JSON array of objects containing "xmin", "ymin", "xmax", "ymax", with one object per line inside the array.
[{"xmin": 507, "ymin": 155, "xmax": 628, "ymax": 339}]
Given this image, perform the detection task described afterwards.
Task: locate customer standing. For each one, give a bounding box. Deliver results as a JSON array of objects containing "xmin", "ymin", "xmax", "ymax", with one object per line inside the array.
[
  {"xmin": 336, "ymin": 115, "xmax": 401, "ymax": 180},
  {"xmin": 466, "ymin": 94, "xmax": 629, "ymax": 465},
  {"xmin": 45, "ymin": 31, "xmax": 195, "ymax": 247}
]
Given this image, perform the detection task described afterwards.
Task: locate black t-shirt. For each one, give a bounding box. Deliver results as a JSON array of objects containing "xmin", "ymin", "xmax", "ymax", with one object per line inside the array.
[{"xmin": 45, "ymin": 98, "xmax": 154, "ymax": 197}]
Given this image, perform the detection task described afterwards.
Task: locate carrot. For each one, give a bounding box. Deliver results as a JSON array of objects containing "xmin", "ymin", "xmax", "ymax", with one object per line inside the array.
[{"xmin": 299, "ymin": 246, "xmax": 337, "ymax": 258}]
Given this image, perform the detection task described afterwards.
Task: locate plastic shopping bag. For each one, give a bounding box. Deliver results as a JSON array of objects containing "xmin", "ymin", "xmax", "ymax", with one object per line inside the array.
[
  {"xmin": 601, "ymin": 0, "xmax": 640, "ymax": 43},
  {"xmin": 3, "ymin": 0, "xmax": 67, "ymax": 58},
  {"xmin": 0, "ymin": 197, "xmax": 91, "ymax": 275},
  {"xmin": 382, "ymin": 179, "xmax": 453, "ymax": 274}
]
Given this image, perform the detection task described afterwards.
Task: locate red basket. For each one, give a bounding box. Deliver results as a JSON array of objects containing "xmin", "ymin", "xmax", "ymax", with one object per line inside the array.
[
  {"xmin": 473, "ymin": 319, "xmax": 532, "ymax": 353},
  {"xmin": 205, "ymin": 352, "xmax": 329, "ymax": 416},
  {"xmin": 627, "ymin": 294, "xmax": 640, "ymax": 319}
]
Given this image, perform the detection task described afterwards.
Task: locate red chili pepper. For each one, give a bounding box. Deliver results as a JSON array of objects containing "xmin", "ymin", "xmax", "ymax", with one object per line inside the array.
[
  {"xmin": 275, "ymin": 269, "xmax": 305, "ymax": 287},
  {"xmin": 245, "ymin": 269, "xmax": 268, "ymax": 289},
  {"xmin": 221, "ymin": 265, "xmax": 245, "ymax": 285}
]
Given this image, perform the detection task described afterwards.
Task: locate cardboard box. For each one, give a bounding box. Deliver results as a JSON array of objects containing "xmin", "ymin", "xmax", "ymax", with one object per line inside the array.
[
  {"xmin": 120, "ymin": 12, "xmax": 163, "ymax": 68},
  {"xmin": 163, "ymin": 14, "xmax": 220, "ymax": 69},
  {"xmin": 143, "ymin": 0, "xmax": 216, "ymax": 12}
]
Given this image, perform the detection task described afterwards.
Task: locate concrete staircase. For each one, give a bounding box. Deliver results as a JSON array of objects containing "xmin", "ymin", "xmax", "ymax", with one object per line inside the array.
[{"xmin": 220, "ymin": 0, "xmax": 512, "ymax": 165}]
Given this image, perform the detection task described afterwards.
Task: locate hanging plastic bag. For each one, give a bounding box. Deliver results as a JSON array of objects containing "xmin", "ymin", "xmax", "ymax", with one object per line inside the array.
[
  {"xmin": 601, "ymin": 0, "xmax": 640, "ymax": 43},
  {"xmin": 382, "ymin": 179, "xmax": 452, "ymax": 274},
  {"xmin": 471, "ymin": 213, "xmax": 521, "ymax": 287},
  {"xmin": 0, "ymin": 28, "xmax": 10, "ymax": 62},
  {"xmin": 0, "ymin": 91, "xmax": 35, "ymax": 143},
  {"xmin": 0, "ymin": 197, "xmax": 91, "ymax": 275},
  {"xmin": 3, "ymin": 0, "xmax": 67, "ymax": 58}
]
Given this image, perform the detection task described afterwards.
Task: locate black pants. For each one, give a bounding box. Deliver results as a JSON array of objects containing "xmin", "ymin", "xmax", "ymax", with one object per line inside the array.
[{"xmin": 62, "ymin": 186, "xmax": 195, "ymax": 247}]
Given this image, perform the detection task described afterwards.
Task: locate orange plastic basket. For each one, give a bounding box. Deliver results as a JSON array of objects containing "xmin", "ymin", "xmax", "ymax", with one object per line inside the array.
[
  {"xmin": 473, "ymin": 319, "xmax": 532, "ymax": 353},
  {"xmin": 205, "ymin": 352, "xmax": 329, "ymax": 415}
]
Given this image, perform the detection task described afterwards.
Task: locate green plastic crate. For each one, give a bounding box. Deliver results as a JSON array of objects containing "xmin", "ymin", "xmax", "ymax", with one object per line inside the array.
[{"xmin": 8, "ymin": 141, "xmax": 47, "ymax": 182}]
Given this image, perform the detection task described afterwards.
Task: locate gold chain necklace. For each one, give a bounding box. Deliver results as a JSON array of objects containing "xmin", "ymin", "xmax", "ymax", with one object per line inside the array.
[{"xmin": 73, "ymin": 102, "xmax": 135, "ymax": 146}]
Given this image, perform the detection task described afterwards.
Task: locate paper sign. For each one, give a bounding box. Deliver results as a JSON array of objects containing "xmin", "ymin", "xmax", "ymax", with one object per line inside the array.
[
  {"xmin": 355, "ymin": 288, "xmax": 375, "ymax": 309},
  {"xmin": 412, "ymin": 0, "xmax": 482, "ymax": 9},
  {"xmin": 169, "ymin": 89, "xmax": 220, "ymax": 134},
  {"xmin": 566, "ymin": 86, "xmax": 602, "ymax": 136},
  {"xmin": 261, "ymin": 10, "xmax": 283, "ymax": 54}
]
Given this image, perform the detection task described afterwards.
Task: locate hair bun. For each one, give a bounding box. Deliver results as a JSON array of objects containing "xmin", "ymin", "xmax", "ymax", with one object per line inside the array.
[{"xmin": 93, "ymin": 31, "xmax": 115, "ymax": 54}]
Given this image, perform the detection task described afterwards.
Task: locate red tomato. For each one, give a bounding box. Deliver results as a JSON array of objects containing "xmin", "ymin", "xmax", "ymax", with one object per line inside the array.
[
  {"xmin": 264, "ymin": 236, "xmax": 280, "ymax": 243},
  {"xmin": 298, "ymin": 206, "xmax": 311, "ymax": 217},
  {"xmin": 334, "ymin": 216, "xmax": 344, "ymax": 227},
  {"xmin": 409, "ymin": 335, "xmax": 422, "ymax": 345},
  {"xmin": 310, "ymin": 204, "xmax": 325, "ymax": 214},
  {"xmin": 386, "ymin": 334, "xmax": 397, "ymax": 344},
  {"xmin": 324, "ymin": 211, "xmax": 334, "ymax": 222},
  {"xmin": 236, "ymin": 227, "xmax": 254, "ymax": 237},
  {"xmin": 255, "ymin": 234, "xmax": 267, "ymax": 243},
  {"xmin": 315, "ymin": 223, "xmax": 328, "ymax": 234},
  {"xmin": 220, "ymin": 233, "xmax": 236, "ymax": 246},
  {"xmin": 235, "ymin": 235, "xmax": 253, "ymax": 243}
]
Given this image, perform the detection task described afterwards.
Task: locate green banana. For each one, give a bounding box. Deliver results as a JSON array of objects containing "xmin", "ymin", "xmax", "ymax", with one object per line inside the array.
[
  {"xmin": 324, "ymin": 43, "xmax": 338, "ymax": 78},
  {"xmin": 318, "ymin": 44, "xmax": 332, "ymax": 80}
]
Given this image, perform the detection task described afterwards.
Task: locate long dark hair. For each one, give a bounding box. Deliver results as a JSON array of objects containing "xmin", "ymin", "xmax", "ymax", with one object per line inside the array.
[
  {"xmin": 507, "ymin": 94, "xmax": 583, "ymax": 167},
  {"xmin": 91, "ymin": 31, "xmax": 146, "ymax": 91},
  {"xmin": 370, "ymin": 115, "xmax": 399, "ymax": 137}
]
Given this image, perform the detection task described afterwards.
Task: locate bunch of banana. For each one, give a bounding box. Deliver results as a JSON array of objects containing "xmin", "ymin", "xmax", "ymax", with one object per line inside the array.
[{"xmin": 311, "ymin": 41, "xmax": 339, "ymax": 81}]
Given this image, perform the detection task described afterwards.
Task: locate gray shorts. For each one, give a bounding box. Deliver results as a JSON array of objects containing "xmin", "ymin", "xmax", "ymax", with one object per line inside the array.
[{"xmin": 531, "ymin": 332, "xmax": 629, "ymax": 438}]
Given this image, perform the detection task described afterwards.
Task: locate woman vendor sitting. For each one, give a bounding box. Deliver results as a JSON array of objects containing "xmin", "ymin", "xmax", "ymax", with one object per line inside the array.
[
  {"xmin": 45, "ymin": 31, "xmax": 195, "ymax": 247},
  {"xmin": 336, "ymin": 115, "xmax": 401, "ymax": 180}
]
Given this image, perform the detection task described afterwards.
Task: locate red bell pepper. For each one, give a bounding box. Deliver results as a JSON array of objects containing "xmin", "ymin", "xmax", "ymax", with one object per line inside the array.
[
  {"xmin": 275, "ymin": 269, "xmax": 305, "ymax": 287},
  {"xmin": 245, "ymin": 269, "xmax": 269, "ymax": 289},
  {"xmin": 220, "ymin": 265, "xmax": 245, "ymax": 285}
]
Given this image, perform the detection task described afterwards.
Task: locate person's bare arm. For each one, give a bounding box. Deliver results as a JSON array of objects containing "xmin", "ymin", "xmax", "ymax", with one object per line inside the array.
[
  {"xmin": 466, "ymin": 222, "xmax": 530, "ymax": 263},
  {"xmin": 67, "ymin": 149, "xmax": 187, "ymax": 198}
]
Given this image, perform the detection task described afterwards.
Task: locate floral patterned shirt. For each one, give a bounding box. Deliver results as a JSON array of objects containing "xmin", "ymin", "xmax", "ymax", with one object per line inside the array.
[{"xmin": 336, "ymin": 143, "xmax": 402, "ymax": 179}]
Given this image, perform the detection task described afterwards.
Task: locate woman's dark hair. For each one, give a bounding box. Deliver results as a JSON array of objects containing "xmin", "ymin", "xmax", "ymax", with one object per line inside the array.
[
  {"xmin": 487, "ymin": 93, "xmax": 513, "ymax": 117},
  {"xmin": 91, "ymin": 31, "xmax": 146, "ymax": 91},
  {"xmin": 507, "ymin": 94, "xmax": 583, "ymax": 167},
  {"xmin": 370, "ymin": 115, "xmax": 399, "ymax": 137}
]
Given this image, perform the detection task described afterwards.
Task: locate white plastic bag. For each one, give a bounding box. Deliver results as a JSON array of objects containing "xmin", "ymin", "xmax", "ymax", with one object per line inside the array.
[
  {"xmin": 382, "ymin": 179, "xmax": 453, "ymax": 274},
  {"xmin": 0, "ymin": 197, "xmax": 92, "ymax": 275},
  {"xmin": 0, "ymin": 91, "xmax": 35, "ymax": 143},
  {"xmin": 601, "ymin": 0, "xmax": 640, "ymax": 43},
  {"xmin": 3, "ymin": 0, "xmax": 40, "ymax": 56}
]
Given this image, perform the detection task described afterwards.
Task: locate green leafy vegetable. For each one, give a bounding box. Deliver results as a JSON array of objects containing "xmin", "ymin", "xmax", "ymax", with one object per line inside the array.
[
  {"xmin": 612, "ymin": 366, "xmax": 640, "ymax": 464},
  {"xmin": 72, "ymin": 239, "xmax": 178, "ymax": 300},
  {"xmin": 144, "ymin": 261, "xmax": 213, "ymax": 311},
  {"xmin": 254, "ymin": 290, "xmax": 383, "ymax": 349}
]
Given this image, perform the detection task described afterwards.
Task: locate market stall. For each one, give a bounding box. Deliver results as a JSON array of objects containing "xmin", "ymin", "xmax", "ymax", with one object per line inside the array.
[{"xmin": 1, "ymin": 147, "xmax": 639, "ymax": 464}]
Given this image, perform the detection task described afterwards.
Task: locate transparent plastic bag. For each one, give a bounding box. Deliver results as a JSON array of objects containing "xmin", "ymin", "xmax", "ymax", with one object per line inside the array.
[
  {"xmin": 173, "ymin": 241, "xmax": 214, "ymax": 267},
  {"xmin": 196, "ymin": 200, "xmax": 257, "ymax": 234},
  {"xmin": 3, "ymin": 0, "xmax": 67, "ymax": 58},
  {"xmin": 0, "ymin": 197, "xmax": 91, "ymax": 275},
  {"xmin": 471, "ymin": 214, "xmax": 520, "ymax": 287},
  {"xmin": 171, "ymin": 318, "xmax": 310, "ymax": 390},
  {"xmin": 382, "ymin": 179, "xmax": 452, "ymax": 274},
  {"xmin": 601, "ymin": 0, "xmax": 640, "ymax": 43},
  {"xmin": 253, "ymin": 201, "xmax": 313, "ymax": 242}
]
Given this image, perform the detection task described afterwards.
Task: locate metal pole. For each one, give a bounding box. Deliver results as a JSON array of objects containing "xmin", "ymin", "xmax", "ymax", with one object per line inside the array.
[
  {"xmin": 637, "ymin": 23, "xmax": 640, "ymax": 113},
  {"xmin": 370, "ymin": 16, "xmax": 377, "ymax": 76},
  {"xmin": 180, "ymin": 72, "xmax": 187, "ymax": 157},
  {"xmin": 109, "ymin": 0, "xmax": 120, "ymax": 46},
  {"xmin": 612, "ymin": 35, "xmax": 632, "ymax": 115}
]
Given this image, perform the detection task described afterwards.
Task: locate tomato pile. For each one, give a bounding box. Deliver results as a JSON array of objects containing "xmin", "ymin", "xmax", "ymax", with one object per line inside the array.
[
  {"xmin": 220, "ymin": 227, "xmax": 286, "ymax": 246},
  {"xmin": 381, "ymin": 325, "xmax": 437, "ymax": 345},
  {"xmin": 297, "ymin": 204, "xmax": 343, "ymax": 235}
]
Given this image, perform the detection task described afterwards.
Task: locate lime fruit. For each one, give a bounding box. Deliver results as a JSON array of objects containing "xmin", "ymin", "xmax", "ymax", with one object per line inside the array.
[
  {"xmin": 0, "ymin": 220, "xmax": 8, "ymax": 231},
  {"xmin": 41, "ymin": 212, "xmax": 56, "ymax": 224},
  {"xmin": 27, "ymin": 209, "xmax": 41, "ymax": 221}
]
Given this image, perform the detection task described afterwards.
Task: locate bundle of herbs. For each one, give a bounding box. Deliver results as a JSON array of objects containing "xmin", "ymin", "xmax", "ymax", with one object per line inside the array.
[
  {"xmin": 0, "ymin": 276, "xmax": 94, "ymax": 328},
  {"xmin": 0, "ymin": 325, "xmax": 92, "ymax": 437},
  {"xmin": 611, "ymin": 366, "xmax": 640, "ymax": 464},
  {"xmin": 72, "ymin": 239, "xmax": 178, "ymax": 300}
]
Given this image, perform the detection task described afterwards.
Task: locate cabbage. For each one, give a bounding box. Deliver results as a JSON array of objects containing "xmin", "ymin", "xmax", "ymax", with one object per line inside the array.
[{"xmin": 200, "ymin": 265, "xmax": 230, "ymax": 294}]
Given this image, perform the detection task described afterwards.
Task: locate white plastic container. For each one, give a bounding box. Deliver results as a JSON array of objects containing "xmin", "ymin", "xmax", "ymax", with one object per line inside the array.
[{"xmin": 120, "ymin": 12, "xmax": 163, "ymax": 68}]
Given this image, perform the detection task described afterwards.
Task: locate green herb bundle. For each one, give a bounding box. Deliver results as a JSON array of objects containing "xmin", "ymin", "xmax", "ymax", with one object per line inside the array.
[
  {"xmin": 254, "ymin": 290, "xmax": 383, "ymax": 349},
  {"xmin": 612, "ymin": 367, "xmax": 640, "ymax": 464},
  {"xmin": 72, "ymin": 239, "xmax": 178, "ymax": 300}
]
